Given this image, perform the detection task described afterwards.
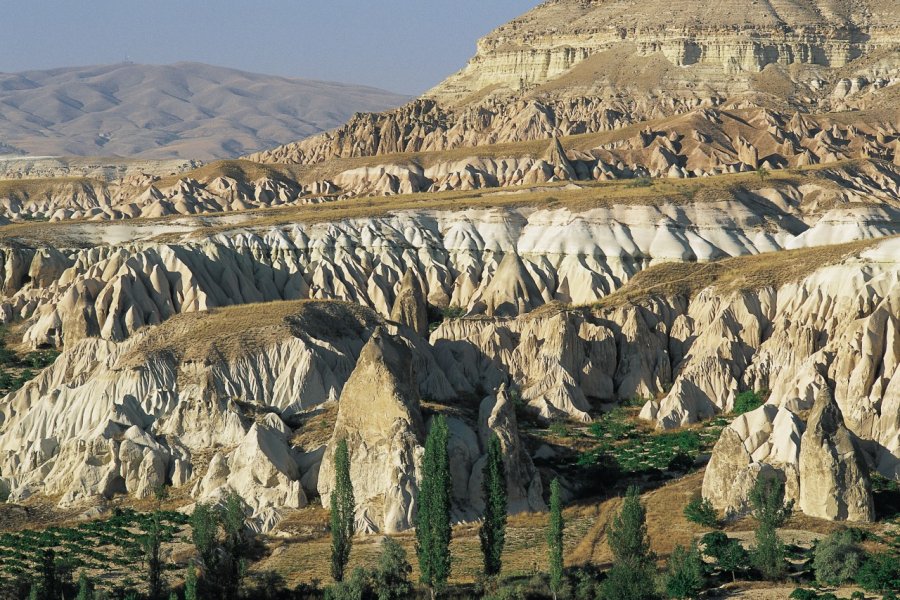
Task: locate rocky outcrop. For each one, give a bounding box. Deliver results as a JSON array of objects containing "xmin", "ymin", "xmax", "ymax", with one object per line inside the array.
[
  {"xmin": 390, "ymin": 271, "xmax": 429, "ymax": 336},
  {"xmin": 798, "ymin": 389, "xmax": 875, "ymax": 522},
  {"xmin": 247, "ymin": 0, "xmax": 900, "ymax": 171},
  {"xmin": 317, "ymin": 329, "xmax": 545, "ymax": 533},
  {"xmin": 6, "ymin": 185, "xmax": 900, "ymax": 352},
  {"xmin": 318, "ymin": 329, "xmax": 426, "ymax": 534},
  {"xmin": 474, "ymin": 384, "xmax": 545, "ymax": 514},
  {"xmin": 0, "ymin": 302, "xmax": 461, "ymax": 530}
]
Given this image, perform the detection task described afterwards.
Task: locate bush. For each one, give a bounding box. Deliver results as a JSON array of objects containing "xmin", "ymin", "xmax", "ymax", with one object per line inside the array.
[
  {"xmin": 683, "ymin": 496, "xmax": 718, "ymax": 528},
  {"xmin": 666, "ymin": 452, "xmax": 695, "ymax": 473},
  {"xmin": 790, "ymin": 590, "xmax": 819, "ymax": 600},
  {"xmin": 855, "ymin": 552, "xmax": 900, "ymax": 593},
  {"xmin": 733, "ymin": 390, "xmax": 765, "ymax": 415},
  {"xmin": 324, "ymin": 567, "xmax": 369, "ymax": 600},
  {"xmin": 549, "ymin": 421, "xmax": 572, "ymax": 438},
  {"xmin": 627, "ymin": 177, "xmax": 653, "ymax": 188},
  {"xmin": 603, "ymin": 557, "xmax": 657, "ymax": 600},
  {"xmin": 813, "ymin": 529, "xmax": 863, "ymax": 586},
  {"xmin": 701, "ymin": 532, "xmax": 748, "ymax": 581},
  {"xmin": 441, "ymin": 306, "xmax": 465, "ymax": 321},
  {"xmin": 371, "ymin": 538, "xmax": 413, "ymax": 600},
  {"xmin": 664, "ymin": 544, "xmax": 705, "ymax": 599}
]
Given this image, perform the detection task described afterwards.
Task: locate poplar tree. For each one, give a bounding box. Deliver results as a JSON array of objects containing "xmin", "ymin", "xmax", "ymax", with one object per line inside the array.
[
  {"xmin": 547, "ymin": 478, "xmax": 564, "ymax": 600},
  {"xmin": 479, "ymin": 434, "xmax": 507, "ymax": 577},
  {"xmin": 603, "ymin": 485, "xmax": 656, "ymax": 600},
  {"xmin": 416, "ymin": 415, "xmax": 452, "ymax": 598},
  {"xmin": 184, "ymin": 564, "xmax": 198, "ymax": 600},
  {"xmin": 330, "ymin": 438, "xmax": 356, "ymax": 582}
]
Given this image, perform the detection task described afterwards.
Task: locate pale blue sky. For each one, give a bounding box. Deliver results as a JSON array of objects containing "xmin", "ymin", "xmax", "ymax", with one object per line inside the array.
[{"xmin": 1, "ymin": 0, "xmax": 538, "ymax": 94}]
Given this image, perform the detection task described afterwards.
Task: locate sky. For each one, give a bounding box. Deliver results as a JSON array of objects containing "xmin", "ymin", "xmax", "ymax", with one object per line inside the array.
[{"xmin": 0, "ymin": 0, "xmax": 538, "ymax": 95}]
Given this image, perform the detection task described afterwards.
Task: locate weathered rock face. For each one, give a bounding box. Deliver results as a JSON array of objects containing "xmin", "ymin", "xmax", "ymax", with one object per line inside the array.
[
  {"xmin": 698, "ymin": 240, "xmax": 899, "ymax": 521},
  {"xmin": 475, "ymin": 384, "xmax": 545, "ymax": 514},
  {"xmin": 247, "ymin": 0, "xmax": 900, "ymax": 169},
  {"xmin": 390, "ymin": 271, "xmax": 429, "ymax": 336},
  {"xmin": 798, "ymin": 388, "xmax": 875, "ymax": 522},
  {"xmin": 6, "ymin": 186, "xmax": 899, "ymax": 352},
  {"xmin": 0, "ymin": 302, "xmax": 461, "ymax": 530},
  {"xmin": 318, "ymin": 329, "xmax": 426, "ymax": 534},
  {"xmin": 317, "ymin": 330, "xmax": 546, "ymax": 533}
]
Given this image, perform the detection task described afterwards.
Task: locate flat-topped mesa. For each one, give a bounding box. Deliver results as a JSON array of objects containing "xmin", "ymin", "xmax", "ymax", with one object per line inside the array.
[
  {"xmin": 248, "ymin": 0, "xmax": 899, "ymax": 168},
  {"xmin": 430, "ymin": 0, "xmax": 898, "ymax": 101}
]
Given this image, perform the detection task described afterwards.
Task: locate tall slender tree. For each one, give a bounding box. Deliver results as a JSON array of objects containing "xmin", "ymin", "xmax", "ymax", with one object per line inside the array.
[
  {"xmin": 220, "ymin": 491, "xmax": 248, "ymax": 600},
  {"xmin": 416, "ymin": 414, "xmax": 453, "ymax": 598},
  {"xmin": 145, "ymin": 485, "xmax": 169, "ymax": 600},
  {"xmin": 190, "ymin": 502, "xmax": 219, "ymax": 572},
  {"xmin": 547, "ymin": 478, "xmax": 564, "ymax": 600},
  {"xmin": 479, "ymin": 434, "xmax": 508, "ymax": 577},
  {"xmin": 603, "ymin": 485, "xmax": 656, "ymax": 600},
  {"xmin": 749, "ymin": 475, "xmax": 792, "ymax": 580},
  {"xmin": 330, "ymin": 438, "xmax": 356, "ymax": 582},
  {"xmin": 184, "ymin": 564, "xmax": 198, "ymax": 600}
]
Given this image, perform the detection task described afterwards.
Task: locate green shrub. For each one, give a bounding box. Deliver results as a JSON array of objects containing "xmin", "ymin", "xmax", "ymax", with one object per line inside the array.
[
  {"xmin": 733, "ymin": 390, "xmax": 765, "ymax": 415},
  {"xmin": 666, "ymin": 452, "xmax": 695, "ymax": 473},
  {"xmin": 441, "ymin": 306, "xmax": 465, "ymax": 320},
  {"xmin": 855, "ymin": 552, "xmax": 900, "ymax": 593},
  {"xmin": 548, "ymin": 421, "xmax": 572, "ymax": 438},
  {"xmin": 627, "ymin": 177, "xmax": 653, "ymax": 188},
  {"xmin": 664, "ymin": 544, "xmax": 705, "ymax": 599},
  {"xmin": 324, "ymin": 567, "xmax": 369, "ymax": 600},
  {"xmin": 850, "ymin": 592, "xmax": 865, "ymax": 600},
  {"xmin": 701, "ymin": 532, "xmax": 748, "ymax": 581},
  {"xmin": 371, "ymin": 537, "xmax": 413, "ymax": 600},
  {"xmin": 813, "ymin": 529, "xmax": 864, "ymax": 585},
  {"xmin": 683, "ymin": 496, "xmax": 718, "ymax": 528},
  {"xmin": 789, "ymin": 589, "xmax": 819, "ymax": 600}
]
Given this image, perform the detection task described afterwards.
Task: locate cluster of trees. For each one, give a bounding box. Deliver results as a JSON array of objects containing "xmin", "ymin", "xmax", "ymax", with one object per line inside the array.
[
  {"xmin": 326, "ymin": 416, "xmax": 543, "ymax": 599},
  {"xmin": 5, "ymin": 418, "xmax": 898, "ymax": 599},
  {"xmin": 19, "ymin": 486, "xmax": 254, "ymax": 600},
  {"xmin": 686, "ymin": 477, "xmax": 900, "ymax": 600}
]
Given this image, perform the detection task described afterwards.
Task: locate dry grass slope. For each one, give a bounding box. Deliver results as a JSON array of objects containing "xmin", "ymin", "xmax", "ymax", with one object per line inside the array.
[
  {"xmin": 595, "ymin": 236, "xmax": 892, "ymax": 307},
  {"xmin": 121, "ymin": 300, "xmax": 377, "ymax": 365}
]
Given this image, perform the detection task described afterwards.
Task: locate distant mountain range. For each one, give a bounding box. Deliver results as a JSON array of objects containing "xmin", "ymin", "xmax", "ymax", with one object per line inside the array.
[{"xmin": 0, "ymin": 62, "xmax": 407, "ymax": 159}]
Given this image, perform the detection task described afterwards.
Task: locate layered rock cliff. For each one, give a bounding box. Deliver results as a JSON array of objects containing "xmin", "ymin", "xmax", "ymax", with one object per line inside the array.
[
  {"xmin": 248, "ymin": 0, "xmax": 900, "ymax": 167},
  {"xmin": 0, "ymin": 235, "xmax": 895, "ymax": 528},
  {"xmin": 4, "ymin": 186, "xmax": 898, "ymax": 353}
]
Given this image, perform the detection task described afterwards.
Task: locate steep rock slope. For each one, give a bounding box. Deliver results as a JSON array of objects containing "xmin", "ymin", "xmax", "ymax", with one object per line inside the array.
[
  {"xmin": 249, "ymin": 0, "xmax": 900, "ymax": 166},
  {"xmin": 0, "ymin": 302, "xmax": 460, "ymax": 530},
  {"xmin": 0, "ymin": 239, "xmax": 896, "ymax": 526},
  {"xmin": 0, "ymin": 63, "xmax": 406, "ymax": 159},
  {"xmin": 433, "ymin": 238, "xmax": 900, "ymax": 522},
  {"xmin": 4, "ymin": 190, "xmax": 898, "ymax": 352}
]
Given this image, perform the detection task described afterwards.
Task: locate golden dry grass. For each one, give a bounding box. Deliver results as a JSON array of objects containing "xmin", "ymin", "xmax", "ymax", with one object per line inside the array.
[
  {"xmin": 0, "ymin": 156, "xmax": 866, "ymax": 247},
  {"xmin": 595, "ymin": 236, "xmax": 891, "ymax": 307},
  {"xmin": 121, "ymin": 300, "xmax": 376, "ymax": 365},
  {"xmin": 255, "ymin": 503, "xmax": 600, "ymax": 587},
  {"xmin": 0, "ymin": 176, "xmax": 104, "ymax": 198}
]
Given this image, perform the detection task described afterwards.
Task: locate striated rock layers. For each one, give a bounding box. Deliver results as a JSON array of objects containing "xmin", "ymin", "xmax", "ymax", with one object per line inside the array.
[
  {"xmin": 0, "ymin": 234, "xmax": 897, "ymax": 525},
  {"xmin": 0, "ymin": 302, "xmax": 460, "ymax": 530},
  {"xmin": 0, "ymin": 300, "xmax": 546, "ymax": 532},
  {"xmin": 430, "ymin": 238, "xmax": 900, "ymax": 522},
  {"xmin": 4, "ymin": 192, "xmax": 899, "ymax": 352},
  {"xmin": 248, "ymin": 0, "xmax": 900, "ymax": 168}
]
